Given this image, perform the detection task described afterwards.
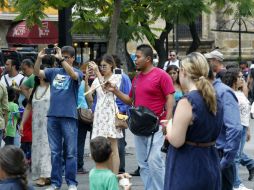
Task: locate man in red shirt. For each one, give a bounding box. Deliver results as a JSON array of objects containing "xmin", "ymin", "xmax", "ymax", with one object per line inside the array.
[{"xmin": 107, "ymin": 44, "xmax": 174, "ymax": 190}]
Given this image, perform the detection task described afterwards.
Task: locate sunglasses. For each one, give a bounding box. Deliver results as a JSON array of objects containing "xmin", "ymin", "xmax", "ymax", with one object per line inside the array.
[{"xmin": 99, "ymin": 64, "xmax": 108, "ymax": 70}]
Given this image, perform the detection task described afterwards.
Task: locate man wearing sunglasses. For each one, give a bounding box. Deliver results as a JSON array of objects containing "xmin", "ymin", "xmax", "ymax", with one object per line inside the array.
[
  {"xmin": 163, "ymin": 50, "xmax": 180, "ymax": 70},
  {"xmin": 34, "ymin": 46, "xmax": 83, "ymax": 190}
]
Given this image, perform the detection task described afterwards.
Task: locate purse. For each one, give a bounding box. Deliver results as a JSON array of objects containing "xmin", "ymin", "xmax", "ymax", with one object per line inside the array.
[
  {"xmin": 113, "ymin": 95, "xmax": 128, "ymax": 130},
  {"xmin": 78, "ymin": 108, "xmax": 93, "ymax": 125}
]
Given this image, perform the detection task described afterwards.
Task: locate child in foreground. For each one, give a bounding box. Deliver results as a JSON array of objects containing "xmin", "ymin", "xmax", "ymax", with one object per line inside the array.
[
  {"xmin": 89, "ymin": 136, "xmax": 131, "ymax": 190},
  {"xmin": 0, "ymin": 145, "xmax": 34, "ymax": 190}
]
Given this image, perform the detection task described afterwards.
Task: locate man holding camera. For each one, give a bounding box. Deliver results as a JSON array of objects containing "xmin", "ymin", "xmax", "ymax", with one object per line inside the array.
[{"xmin": 34, "ymin": 46, "xmax": 82, "ymax": 190}]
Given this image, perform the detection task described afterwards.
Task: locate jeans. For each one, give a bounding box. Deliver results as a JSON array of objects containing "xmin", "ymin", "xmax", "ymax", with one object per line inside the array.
[
  {"xmin": 118, "ymin": 129, "xmax": 126, "ymax": 173},
  {"xmin": 233, "ymin": 126, "xmax": 254, "ymax": 188},
  {"xmin": 47, "ymin": 117, "xmax": 78, "ymax": 188},
  {"xmin": 77, "ymin": 120, "xmax": 89, "ymax": 170},
  {"xmin": 134, "ymin": 126, "xmax": 165, "ymax": 190},
  {"xmin": 14, "ymin": 131, "xmax": 21, "ymax": 147}
]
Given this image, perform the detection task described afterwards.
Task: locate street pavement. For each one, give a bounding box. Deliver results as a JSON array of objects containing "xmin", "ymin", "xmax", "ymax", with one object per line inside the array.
[{"xmin": 32, "ymin": 120, "xmax": 254, "ymax": 190}]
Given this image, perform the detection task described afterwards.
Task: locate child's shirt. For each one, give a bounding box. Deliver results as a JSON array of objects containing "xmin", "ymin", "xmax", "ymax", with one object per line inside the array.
[
  {"xmin": 89, "ymin": 168, "xmax": 119, "ymax": 190},
  {"xmin": 6, "ymin": 102, "xmax": 19, "ymax": 137}
]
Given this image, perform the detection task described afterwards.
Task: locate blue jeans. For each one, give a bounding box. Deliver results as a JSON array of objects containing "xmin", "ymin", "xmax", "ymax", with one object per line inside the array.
[
  {"xmin": 233, "ymin": 126, "xmax": 254, "ymax": 187},
  {"xmin": 47, "ymin": 117, "xmax": 78, "ymax": 188},
  {"xmin": 134, "ymin": 126, "xmax": 165, "ymax": 190}
]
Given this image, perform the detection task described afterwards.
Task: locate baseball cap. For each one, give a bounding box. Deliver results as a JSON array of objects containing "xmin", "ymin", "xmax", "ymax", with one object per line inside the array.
[{"xmin": 204, "ymin": 50, "xmax": 224, "ymax": 61}]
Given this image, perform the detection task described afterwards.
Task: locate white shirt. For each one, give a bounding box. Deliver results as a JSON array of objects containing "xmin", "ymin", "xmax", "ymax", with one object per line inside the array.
[
  {"xmin": 163, "ymin": 59, "xmax": 180, "ymax": 70},
  {"xmin": 0, "ymin": 73, "xmax": 25, "ymax": 87},
  {"xmin": 234, "ymin": 91, "xmax": 250, "ymax": 127}
]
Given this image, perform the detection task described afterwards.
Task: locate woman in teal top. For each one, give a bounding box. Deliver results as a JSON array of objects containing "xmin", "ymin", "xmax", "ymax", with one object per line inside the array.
[{"xmin": 166, "ymin": 65, "xmax": 184, "ymax": 103}]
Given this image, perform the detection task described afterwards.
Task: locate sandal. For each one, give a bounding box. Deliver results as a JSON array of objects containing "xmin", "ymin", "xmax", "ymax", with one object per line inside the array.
[{"xmin": 36, "ymin": 178, "xmax": 51, "ymax": 187}]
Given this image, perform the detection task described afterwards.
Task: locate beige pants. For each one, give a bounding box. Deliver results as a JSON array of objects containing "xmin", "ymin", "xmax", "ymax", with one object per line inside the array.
[{"xmin": 107, "ymin": 138, "xmax": 120, "ymax": 174}]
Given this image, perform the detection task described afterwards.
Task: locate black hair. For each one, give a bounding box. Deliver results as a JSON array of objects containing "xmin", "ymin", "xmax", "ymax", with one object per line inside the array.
[
  {"xmin": 0, "ymin": 146, "xmax": 28, "ymax": 190},
  {"xmin": 101, "ymin": 54, "xmax": 116, "ymax": 71},
  {"xmin": 240, "ymin": 61, "xmax": 247, "ymax": 65},
  {"xmin": 221, "ymin": 68, "xmax": 240, "ymax": 88},
  {"xmin": 7, "ymin": 87, "xmax": 16, "ymax": 102},
  {"xmin": 62, "ymin": 46, "xmax": 75, "ymax": 57},
  {"xmin": 21, "ymin": 59, "xmax": 34, "ymax": 68},
  {"xmin": 8, "ymin": 58, "xmax": 20, "ymax": 71},
  {"xmin": 112, "ymin": 54, "xmax": 122, "ymax": 68},
  {"xmin": 28, "ymin": 76, "xmax": 41, "ymax": 104},
  {"xmin": 42, "ymin": 55, "xmax": 56, "ymax": 68},
  {"xmin": 136, "ymin": 44, "xmax": 153, "ymax": 62},
  {"xmin": 226, "ymin": 63, "xmax": 238, "ymax": 70},
  {"xmin": 90, "ymin": 136, "xmax": 112, "ymax": 163}
]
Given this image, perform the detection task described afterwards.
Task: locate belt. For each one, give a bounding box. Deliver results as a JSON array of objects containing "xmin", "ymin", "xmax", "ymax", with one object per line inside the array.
[{"xmin": 185, "ymin": 140, "xmax": 216, "ymax": 147}]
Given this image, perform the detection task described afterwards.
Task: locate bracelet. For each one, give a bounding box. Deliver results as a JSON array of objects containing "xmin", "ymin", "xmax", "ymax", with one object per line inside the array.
[{"xmin": 59, "ymin": 58, "xmax": 65, "ymax": 64}]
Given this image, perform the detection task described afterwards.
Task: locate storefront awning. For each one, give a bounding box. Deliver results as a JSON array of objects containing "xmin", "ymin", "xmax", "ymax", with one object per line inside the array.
[{"xmin": 6, "ymin": 21, "xmax": 58, "ymax": 44}]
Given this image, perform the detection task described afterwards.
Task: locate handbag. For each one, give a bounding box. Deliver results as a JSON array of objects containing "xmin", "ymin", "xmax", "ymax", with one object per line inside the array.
[
  {"xmin": 113, "ymin": 95, "xmax": 128, "ymax": 130},
  {"xmin": 78, "ymin": 108, "xmax": 93, "ymax": 125}
]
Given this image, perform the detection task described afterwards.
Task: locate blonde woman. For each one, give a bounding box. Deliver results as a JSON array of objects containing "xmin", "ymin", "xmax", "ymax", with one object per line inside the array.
[{"xmin": 164, "ymin": 52, "xmax": 223, "ymax": 190}]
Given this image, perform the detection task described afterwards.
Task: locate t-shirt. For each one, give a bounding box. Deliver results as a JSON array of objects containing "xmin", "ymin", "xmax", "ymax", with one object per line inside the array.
[
  {"xmin": 163, "ymin": 59, "xmax": 180, "ymax": 70},
  {"xmin": 23, "ymin": 74, "xmax": 35, "ymax": 88},
  {"xmin": 235, "ymin": 91, "xmax": 250, "ymax": 127},
  {"xmin": 89, "ymin": 168, "xmax": 119, "ymax": 190},
  {"xmin": 77, "ymin": 80, "xmax": 88, "ymax": 109},
  {"xmin": 129, "ymin": 67, "xmax": 175, "ymax": 120},
  {"xmin": 44, "ymin": 67, "xmax": 83, "ymax": 119},
  {"xmin": 0, "ymin": 73, "xmax": 25, "ymax": 87},
  {"xmin": 6, "ymin": 102, "xmax": 19, "ymax": 137}
]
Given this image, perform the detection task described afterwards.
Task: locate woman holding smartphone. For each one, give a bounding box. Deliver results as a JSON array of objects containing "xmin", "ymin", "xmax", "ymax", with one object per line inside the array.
[{"xmin": 85, "ymin": 54, "xmax": 123, "ymax": 174}]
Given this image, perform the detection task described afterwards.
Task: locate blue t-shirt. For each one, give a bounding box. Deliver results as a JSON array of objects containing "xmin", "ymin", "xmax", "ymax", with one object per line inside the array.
[
  {"xmin": 77, "ymin": 80, "xmax": 88, "ymax": 109},
  {"xmin": 44, "ymin": 67, "xmax": 83, "ymax": 119}
]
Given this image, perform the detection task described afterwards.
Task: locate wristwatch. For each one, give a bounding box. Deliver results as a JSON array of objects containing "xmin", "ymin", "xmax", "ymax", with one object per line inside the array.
[{"xmin": 59, "ymin": 58, "xmax": 65, "ymax": 65}]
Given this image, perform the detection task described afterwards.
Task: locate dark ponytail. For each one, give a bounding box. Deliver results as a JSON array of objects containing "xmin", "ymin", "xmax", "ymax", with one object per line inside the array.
[
  {"xmin": 0, "ymin": 146, "xmax": 28, "ymax": 190},
  {"xmin": 28, "ymin": 76, "xmax": 40, "ymax": 104}
]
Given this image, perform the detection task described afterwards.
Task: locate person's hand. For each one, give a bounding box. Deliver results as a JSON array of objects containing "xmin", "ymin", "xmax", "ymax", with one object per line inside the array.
[
  {"xmin": 18, "ymin": 124, "xmax": 24, "ymax": 137},
  {"xmin": 246, "ymin": 127, "xmax": 251, "ymax": 142},
  {"xmin": 105, "ymin": 81, "xmax": 117, "ymax": 93},
  {"xmin": 88, "ymin": 61, "xmax": 99, "ymax": 73},
  {"xmin": 53, "ymin": 47, "xmax": 63, "ymax": 60},
  {"xmin": 38, "ymin": 49, "xmax": 46, "ymax": 59}
]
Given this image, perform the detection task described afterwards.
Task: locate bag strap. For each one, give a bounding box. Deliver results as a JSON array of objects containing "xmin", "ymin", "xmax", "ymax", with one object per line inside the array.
[
  {"xmin": 4, "ymin": 75, "xmax": 10, "ymax": 87},
  {"xmin": 19, "ymin": 77, "xmax": 25, "ymax": 86},
  {"xmin": 131, "ymin": 74, "xmax": 140, "ymax": 106},
  {"xmin": 145, "ymin": 133, "xmax": 155, "ymax": 162}
]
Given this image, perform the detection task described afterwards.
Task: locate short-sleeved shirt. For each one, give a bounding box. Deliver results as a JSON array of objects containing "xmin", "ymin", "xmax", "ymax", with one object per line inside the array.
[
  {"xmin": 0, "ymin": 82, "xmax": 8, "ymax": 129},
  {"xmin": 235, "ymin": 90, "xmax": 250, "ymax": 127},
  {"xmin": 44, "ymin": 67, "xmax": 83, "ymax": 119},
  {"xmin": 0, "ymin": 73, "xmax": 25, "ymax": 87},
  {"xmin": 89, "ymin": 168, "xmax": 119, "ymax": 190},
  {"xmin": 23, "ymin": 74, "xmax": 35, "ymax": 88},
  {"xmin": 129, "ymin": 67, "xmax": 175, "ymax": 120},
  {"xmin": 6, "ymin": 102, "xmax": 19, "ymax": 137}
]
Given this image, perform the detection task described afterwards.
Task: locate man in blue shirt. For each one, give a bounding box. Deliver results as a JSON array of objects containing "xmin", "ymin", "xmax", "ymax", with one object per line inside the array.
[
  {"xmin": 34, "ymin": 46, "xmax": 82, "ymax": 190},
  {"xmin": 206, "ymin": 57, "xmax": 242, "ymax": 190}
]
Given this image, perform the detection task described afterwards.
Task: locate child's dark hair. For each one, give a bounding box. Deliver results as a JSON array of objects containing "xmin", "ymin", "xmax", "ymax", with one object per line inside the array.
[
  {"xmin": 0, "ymin": 146, "xmax": 28, "ymax": 190},
  {"xmin": 90, "ymin": 136, "xmax": 112, "ymax": 163},
  {"xmin": 7, "ymin": 87, "xmax": 16, "ymax": 102}
]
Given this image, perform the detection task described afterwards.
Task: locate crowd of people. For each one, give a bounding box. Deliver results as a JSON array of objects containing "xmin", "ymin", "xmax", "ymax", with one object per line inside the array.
[{"xmin": 0, "ymin": 43, "xmax": 254, "ymax": 190}]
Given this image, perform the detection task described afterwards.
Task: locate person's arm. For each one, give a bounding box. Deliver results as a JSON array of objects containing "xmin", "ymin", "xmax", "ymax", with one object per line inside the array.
[
  {"xmin": 19, "ymin": 103, "xmax": 32, "ymax": 136},
  {"xmin": 166, "ymin": 98, "xmax": 192, "ymax": 148},
  {"xmin": 165, "ymin": 94, "xmax": 174, "ymax": 120},
  {"xmin": 20, "ymin": 84, "xmax": 30, "ymax": 99},
  {"xmin": 220, "ymin": 91, "xmax": 242, "ymax": 169},
  {"xmin": 54, "ymin": 47, "xmax": 79, "ymax": 80},
  {"xmin": 2, "ymin": 85, "xmax": 8, "ymax": 130},
  {"xmin": 242, "ymin": 79, "xmax": 248, "ymax": 97},
  {"xmin": 34, "ymin": 50, "xmax": 46, "ymax": 79}
]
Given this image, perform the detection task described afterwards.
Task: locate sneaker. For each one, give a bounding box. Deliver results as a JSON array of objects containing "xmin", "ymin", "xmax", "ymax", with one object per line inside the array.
[
  {"xmin": 77, "ymin": 167, "xmax": 88, "ymax": 174},
  {"xmin": 45, "ymin": 185, "xmax": 59, "ymax": 190},
  {"xmin": 129, "ymin": 167, "xmax": 140, "ymax": 176},
  {"xmin": 248, "ymin": 167, "xmax": 254, "ymax": 181},
  {"xmin": 68, "ymin": 185, "xmax": 78, "ymax": 190},
  {"xmin": 233, "ymin": 184, "xmax": 253, "ymax": 190}
]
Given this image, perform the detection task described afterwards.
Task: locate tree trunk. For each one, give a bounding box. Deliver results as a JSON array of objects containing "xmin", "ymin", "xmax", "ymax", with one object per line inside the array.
[
  {"xmin": 107, "ymin": 0, "xmax": 122, "ymax": 54},
  {"xmin": 140, "ymin": 21, "xmax": 173, "ymax": 68},
  {"xmin": 187, "ymin": 22, "xmax": 201, "ymax": 54}
]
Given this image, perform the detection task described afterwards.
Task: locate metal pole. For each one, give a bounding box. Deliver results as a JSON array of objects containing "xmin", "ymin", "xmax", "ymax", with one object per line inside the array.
[
  {"xmin": 176, "ymin": 14, "xmax": 179, "ymax": 54},
  {"xmin": 166, "ymin": 35, "xmax": 169, "ymax": 58},
  {"xmin": 239, "ymin": 16, "xmax": 242, "ymax": 62}
]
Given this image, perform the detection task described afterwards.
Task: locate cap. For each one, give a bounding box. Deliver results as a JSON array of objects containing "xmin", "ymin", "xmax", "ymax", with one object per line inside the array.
[{"xmin": 204, "ymin": 50, "xmax": 224, "ymax": 61}]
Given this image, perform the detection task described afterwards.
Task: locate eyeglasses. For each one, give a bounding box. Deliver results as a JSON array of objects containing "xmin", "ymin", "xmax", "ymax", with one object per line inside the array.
[
  {"xmin": 99, "ymin": 64, "xmax": 108, "ymax": 70},
  {"xmin": 63, "ymin": 56, "xmax": 71, "ymax": 59}
]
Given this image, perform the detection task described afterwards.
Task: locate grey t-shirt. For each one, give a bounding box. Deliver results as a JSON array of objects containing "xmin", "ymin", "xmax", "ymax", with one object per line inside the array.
[{"xmin": 44, "ymin": 67, "xmax": 83, "ymax": 119}]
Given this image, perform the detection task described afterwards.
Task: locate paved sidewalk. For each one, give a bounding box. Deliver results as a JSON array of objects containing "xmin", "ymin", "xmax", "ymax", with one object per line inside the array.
[{"xmin": 32, "ymin": 123, "xmax": 254, "ymax": 190}]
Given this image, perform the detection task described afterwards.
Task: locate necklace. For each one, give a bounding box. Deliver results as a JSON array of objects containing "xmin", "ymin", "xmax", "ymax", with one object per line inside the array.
[{"xmin": 34, "ymin": 85, "xmax": 49, "ymax": 100}]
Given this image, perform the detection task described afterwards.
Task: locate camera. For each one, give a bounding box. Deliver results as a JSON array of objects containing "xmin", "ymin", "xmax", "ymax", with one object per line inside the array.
[
  {"xmin": 45, "ymin": 48, "xmax": 56, "ymax": 55},
  {"xmin": 161, "ymin": 139, "xmax": 169, "ymax": 153},
  {"xmin": 113, "ymin": 68, "xmax": 122, "ymax": 75}
]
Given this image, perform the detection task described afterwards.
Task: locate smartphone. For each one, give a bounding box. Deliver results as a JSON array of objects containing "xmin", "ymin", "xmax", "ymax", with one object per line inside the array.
[
  {"xmin": 45, "ymin": 48, "xmax": 56, "ymax": 55},
  {"xmin": 114, "ymin": 68, "xmax": 122, "ymax": 75}
]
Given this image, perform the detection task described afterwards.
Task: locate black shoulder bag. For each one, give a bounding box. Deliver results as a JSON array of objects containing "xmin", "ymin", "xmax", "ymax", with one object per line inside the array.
[{"xmin": 128, "ymin": 74, "xmax": 160, "ymax": 161}]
